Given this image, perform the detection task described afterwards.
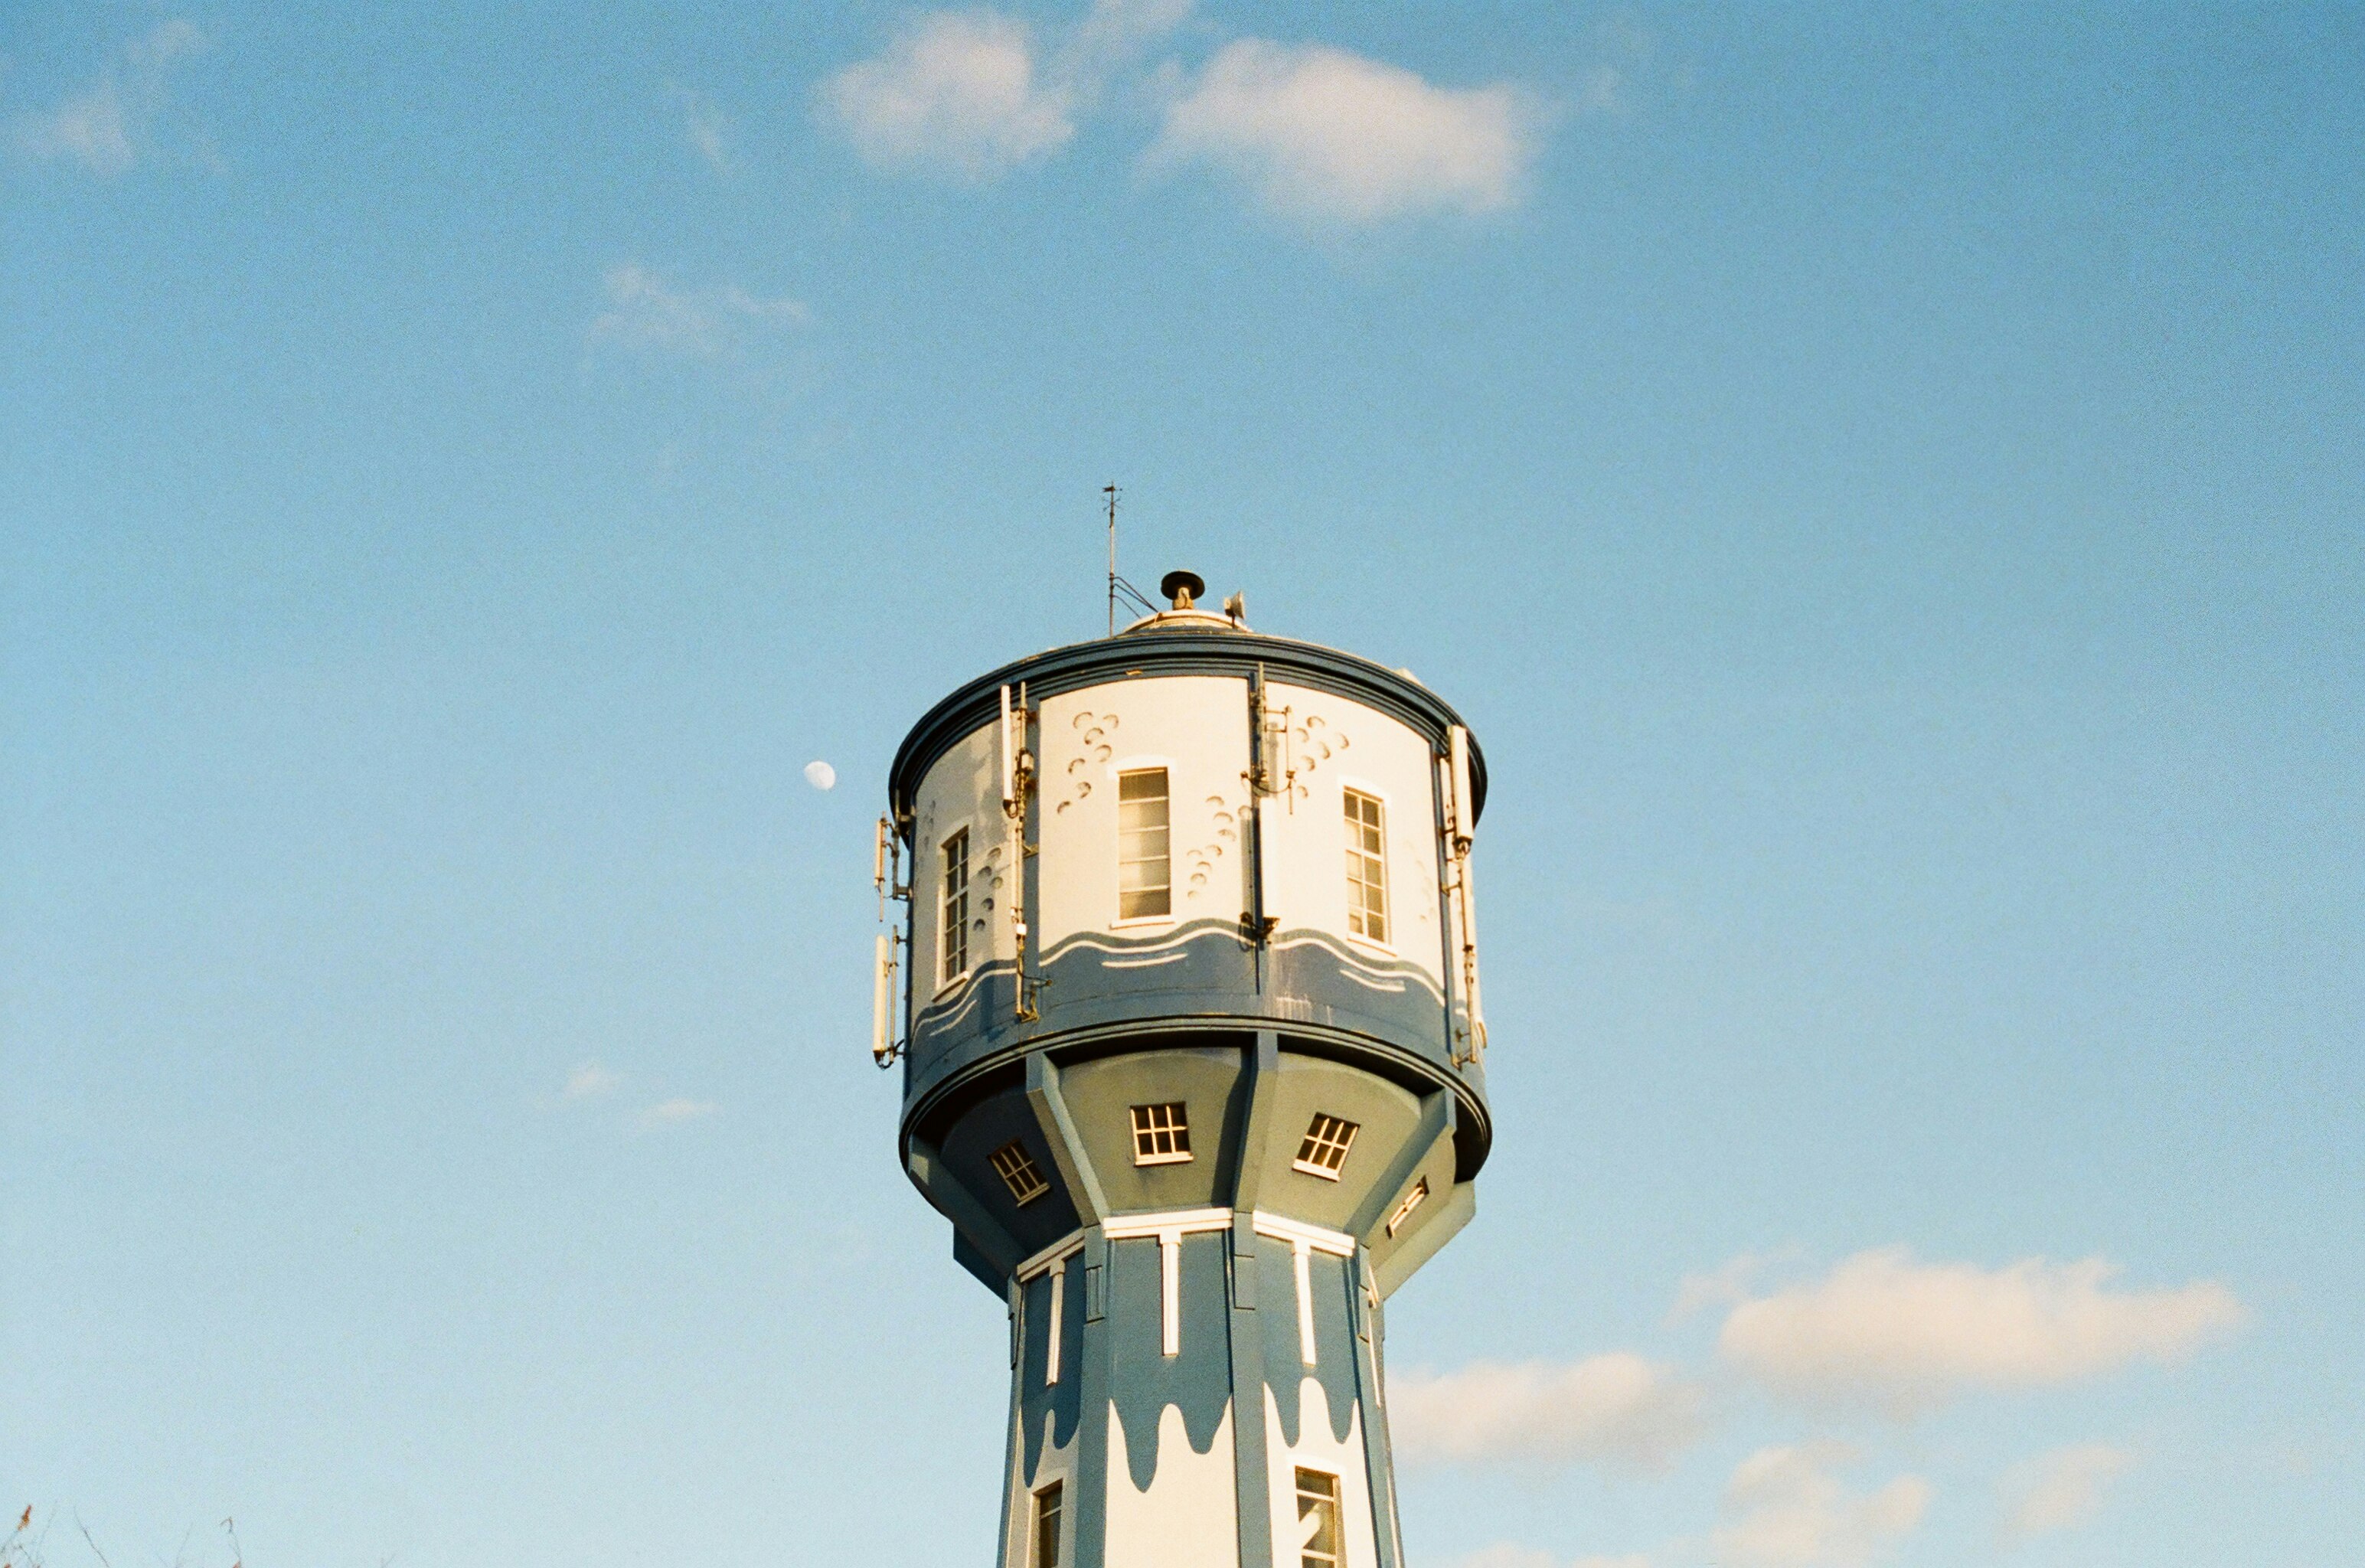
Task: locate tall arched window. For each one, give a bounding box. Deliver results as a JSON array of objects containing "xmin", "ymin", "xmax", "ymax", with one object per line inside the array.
[
  {"xmin": 1344, "ymin": 789, "xmax": 1388, "ymax": 943},
  {"xmin": 939, "ymin": 827, "xmax": 970, "ymax": 983},
  {"xmin": 1117, "ymin": 768, "xmax": 1171, "ymax": 919}
]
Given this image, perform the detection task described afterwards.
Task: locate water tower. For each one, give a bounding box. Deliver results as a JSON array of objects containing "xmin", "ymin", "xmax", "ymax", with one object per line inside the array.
[{"xmin": 873, "ymin": 570, "xmax": 1492, "ymax": 1568}]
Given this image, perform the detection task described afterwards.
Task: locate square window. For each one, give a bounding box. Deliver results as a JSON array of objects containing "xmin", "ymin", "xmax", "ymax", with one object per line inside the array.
[
  {"xmin": 1292, "ymin": 1112, "xmax": 1361, "ymax": 1180},
  {"xmin": 1295, "ymin": 1468, "xmax": 1341, "ymax": 1568},
  {"xmin": 989, "ymin": 1139, "xmax": 1050, "ymax": 1206},
  {"xmin": 1129, "ymin": 1102, "xmax": 1192, "ymax": 1165}
]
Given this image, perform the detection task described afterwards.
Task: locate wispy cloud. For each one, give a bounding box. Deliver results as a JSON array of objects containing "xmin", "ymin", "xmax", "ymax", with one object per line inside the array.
[
  {"xmin": 1672, "ymin": 1249, "xmax": 1788, "ymax": 1321},
  {"xmin": 1053, "ymin": 0, "xmax": 1194, "ymax": 107},
  {"xmin": 1570, "ymin": 16, "xmax": 1658, "ymax": 119},
  {"xmin": 817, "ymin": 11, "xmax": 1075, "ymax": 181},
  {"xmin": 562, "ymin": 1062, "xmax": 621, "ymax": 1099},
  {"xmin": 590, "ymin": 264, "xmax": 808, "ymax": 358},
  {"xmin": 1146, "ymin": 40, "xmax": 1540, "ymax": 223},
  {"xmin": 1713, "ymin": 1444, "xmax": 1929, "ymax": 1568},
  {"xmin": 1389, "ymin": 1354, "xmax": 1706, "ymax": 1471},
  {"xmin": 639, "ymin": 1097, "xmax": 717, "ymax": 1127},
  {"xmin": 684, "ymin": 91, "xmax": 732, "ymax": 172},
  {"xmin": 1998, "ymin": 1443, "xmax": 2132, "ymax": 1543},
  {"xmin": 1444, "ymin": 1551, "xmax": 1649, "ymax": 1568},
  {"xmin": 1443, "ymin": 1549, "xmax": 1558, "ymax": 1568},
  {"xmin": 15, "ymin": 80, "xmax": 136, "ymax": 175},
  {"xmin": 1717, "ymin": 1248, "xmax": 2246, "ymax": 1416},
  {"xmin": 11, "ymin": 19, "xmax": 211, "ymax": 175}
]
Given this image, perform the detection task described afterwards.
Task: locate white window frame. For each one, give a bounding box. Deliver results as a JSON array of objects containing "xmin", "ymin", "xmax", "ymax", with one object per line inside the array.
[
  {"xmin": 1111, "ymin": 757, "xmax": 1177, "ymax": 927},
  {"xmin": 1294, "ymin": 1466, "xmax": 1343, "ymax": 1568},
  {"xmin": 989, "ymin": 1138, "xmax": 1050, "ymax": 1207},
  {"xmin": 1031, "ymin": 1478, "xmax": 1063, "ymax": 1568},
  {"xmin": 1129, "ymin": 1101, "xmax": 1193, "ymax": 1166},
  {"xmin": 1340, "ymin": 779, "xmax": 1393, "ymax": 953},
  {"xmin": 939, "ymin": 825, "xmax": 972, "ymax": 990},
  {"xmin": 1292, "ymin": 1112, "xmax": 1360, "ymax": 1181},
  {"xmin": 1101, "ymin": 1208, "xmax": 1230, "ymax": 1357},
  {"xmin": 1044, "ymin": 1260, "xmax": 1065, "ymax": 1384},
  {"xmin": 1384, "ymin": 1177, "xmax": 1429, "ymax": 1237}
]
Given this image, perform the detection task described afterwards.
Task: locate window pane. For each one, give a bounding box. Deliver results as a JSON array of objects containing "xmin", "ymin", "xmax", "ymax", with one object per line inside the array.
[
  {"xmin": 1131, "ymin": 1102, "xmax": 1191, "ymax": 1163},
  {"xmin": 1342, "ymin": 792, "xmax": 1387, "ymax": 944},
  {"xmin": 942, "ymin": 828, "xmax": 970, "ymax": 982},
  {"xmin": 991, "ymin": 1139, "xmax": 1049, "ymax": 1205},
  {"xmin": 1034, "ymin": 1482, "xmax": 1063, "ymax": 1568},
  {"xmin": 1116, "ymin": 769, "xmax": 1171, "ymax": 920},
  {"xmin": 1295, "ymin": 1468, "xmax": 1341, "ymax": 1568}
]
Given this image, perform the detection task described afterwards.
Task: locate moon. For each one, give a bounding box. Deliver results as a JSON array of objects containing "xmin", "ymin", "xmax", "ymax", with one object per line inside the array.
[{"xmin": 803, "ymin": 760, "xmax": 837, "ymax": 791}]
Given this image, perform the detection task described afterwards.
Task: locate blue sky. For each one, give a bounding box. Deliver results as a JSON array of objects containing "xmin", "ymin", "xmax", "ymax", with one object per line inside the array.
[{"xmin": 3, "ymin": 3, "xmax": 2359, "ymax": 1565}]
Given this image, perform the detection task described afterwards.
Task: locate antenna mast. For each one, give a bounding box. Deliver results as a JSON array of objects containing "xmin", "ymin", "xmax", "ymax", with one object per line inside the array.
[{"xmin": 1101, "ymin": 485, "xmax": 1158, "ymax": 635}]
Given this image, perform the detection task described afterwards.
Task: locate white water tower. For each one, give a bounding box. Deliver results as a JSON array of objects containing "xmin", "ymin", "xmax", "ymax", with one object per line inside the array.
[{"xmin": 873, "ymin": 570, "xmax": 1492, "ymax": 1568}]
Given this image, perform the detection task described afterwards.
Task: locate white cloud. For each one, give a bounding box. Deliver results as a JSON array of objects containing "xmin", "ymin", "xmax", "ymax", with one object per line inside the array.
[
  {"xmin": 11, "ymin": 19, "xmax": 208, "ymax": 175},
  {"xmin": 1999, "ymin": 1443, "xmax": 2132, "ymax": 1542},
  {"xmin": 813, "ymin": 5, "xmax": 1553, "ymax": 225},
  {"xmin": 563, "ymin": 1062, "xmax": 621, "ymax": 1099},
  {"xmin": 1147, "ymin": 39, "xmax": 1539, "ymax": 222},
  {"xmin": 640, "ymin": 1098, "xmax": 717, "ymax": 1126},
  {"xmin": 1718, "ymin": 1248, "xmax": 2246, "ymax": 1416},
  {"xmin": 1713, "ymin": 1444, "xmax": 1929, "ymax": 1568},
  {"xmin": 818, "ymin": 11, "xmax": 1074, "ymax": 181},
  {"xmin": 803, "ymin": 760, "xmax": 838, "ymax": 791},
  {"xmin": 1389, "ymin": 1354, "xmax": 1706, "ymax": 1471},
  {"xmin": 590, "ymin": 264, "xmax": 808, "ymax": 358},
  {"xmin": 815, "ymin": 0, "xmax": 1193, "ymax": 180}
]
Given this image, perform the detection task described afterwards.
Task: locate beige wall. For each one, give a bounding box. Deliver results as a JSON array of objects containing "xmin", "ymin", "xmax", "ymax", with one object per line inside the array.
[
  {"xmin": 1034, "ymin": 675, "xmax": 1256, "ymax": 950},
  {"xmin": 912, "ymin": 720, "xmax": 1011, "ymax": 1000},
  {"xmin": 1262, "ymin": 681, "xmax": 1445, "ymax": 992},
  {"xmin": 915, "ymin": 672, "xmax": 1451, "ymax": 995}
]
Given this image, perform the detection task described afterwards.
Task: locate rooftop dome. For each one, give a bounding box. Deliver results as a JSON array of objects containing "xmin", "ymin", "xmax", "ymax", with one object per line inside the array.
[{"xmin": 1117, "ymin": 567, "xmax": 1248, "ymax": 634}]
